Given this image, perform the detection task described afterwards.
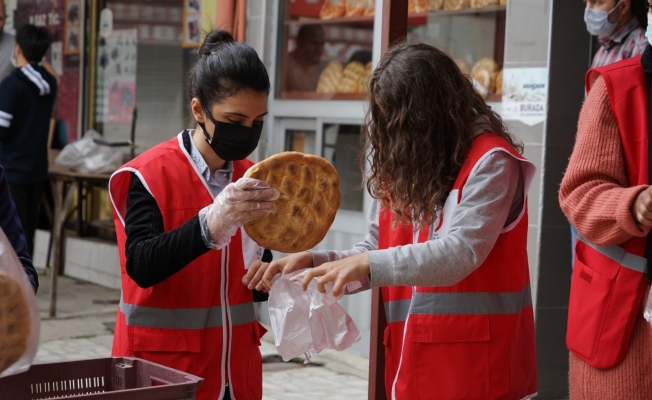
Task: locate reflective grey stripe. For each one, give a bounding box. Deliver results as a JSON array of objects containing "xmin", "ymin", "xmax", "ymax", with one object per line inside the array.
[
  {"xmin": 120, "ymin": 300, "xmax": 255, "ymax": 329},
  {"xmin": 384, "ymin": 299, "xmax": 411, "ymax": 323},
  {"xmin": 577, "ymin": 234, "xmax": 648, "ymax": 274},
  {"xmin": 410, "ymin": 284, "xmax": 532, "ymax": 315}
]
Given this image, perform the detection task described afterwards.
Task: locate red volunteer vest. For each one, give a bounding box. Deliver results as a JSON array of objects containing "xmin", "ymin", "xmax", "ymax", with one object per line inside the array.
[
  {"xmin": 379, "ymin": 133, "xmax": 537, "ymax": 399},
  {"xmin": 108, "ymin": 132, "xmax": 266, "ymax": 400},
  {"xmin": 566, "ymin": 56, "xmax": 649, "ymax": 369}
]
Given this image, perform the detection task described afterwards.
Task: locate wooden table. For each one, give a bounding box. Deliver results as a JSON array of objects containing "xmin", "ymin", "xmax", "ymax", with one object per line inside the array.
[{"xmin": 47, "ymin": 151, "xmax": 112, "ymax": 317}]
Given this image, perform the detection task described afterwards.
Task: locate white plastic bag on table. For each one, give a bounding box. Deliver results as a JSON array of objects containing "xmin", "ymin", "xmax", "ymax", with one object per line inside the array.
[
  {"xmin": 0, "ymin": 227, "xmax": 40, "ymax": 378},
  {"xmin": 54, "ymin": 130, "xmax": 123, "ymax": 174},
  {"xmin": 268, "ymin": 269, "xmax": 361, "ymax": 362}
]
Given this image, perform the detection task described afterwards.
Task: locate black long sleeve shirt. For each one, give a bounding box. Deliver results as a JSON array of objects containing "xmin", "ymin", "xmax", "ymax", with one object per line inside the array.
[{"xmin": 123, "ymin": 133, "xmax": 270, "ymax": 300}]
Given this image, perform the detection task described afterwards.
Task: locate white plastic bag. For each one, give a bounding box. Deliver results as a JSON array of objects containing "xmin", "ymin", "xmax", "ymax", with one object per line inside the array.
[
  {"xmin": 54, "ymin": 130, "xmax": 123, "ymax": 174},
  {"xmin": 268, "ymin": 269, "xmax": 361, "ymax": 362},
  {"xmin": 0, "ymin": 227, "xmax": 40, "ymax": 378}
]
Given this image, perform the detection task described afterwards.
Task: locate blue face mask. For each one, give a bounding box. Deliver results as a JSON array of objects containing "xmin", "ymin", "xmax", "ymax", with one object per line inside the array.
[{"xmin": 584, "ymin": 2, "xmax": 621, "ymax": 37}]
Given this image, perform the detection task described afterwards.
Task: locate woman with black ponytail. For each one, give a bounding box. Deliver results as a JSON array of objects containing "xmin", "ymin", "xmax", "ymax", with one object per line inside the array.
[{"xmin": 108, "ymin": 30, "xmax": 276, "ymax": 400}]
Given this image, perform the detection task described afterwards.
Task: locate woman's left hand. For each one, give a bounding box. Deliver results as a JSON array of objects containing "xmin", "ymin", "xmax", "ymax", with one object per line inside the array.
[{"xmin": 301, "ymin": 252, "xmax": 370, "ymax": 297}]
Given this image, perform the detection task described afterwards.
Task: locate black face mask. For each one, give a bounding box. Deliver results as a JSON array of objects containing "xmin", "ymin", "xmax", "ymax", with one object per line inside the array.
[{"xmin": 198, "ymin": 108, "xmax": 263, "ymax": 161}]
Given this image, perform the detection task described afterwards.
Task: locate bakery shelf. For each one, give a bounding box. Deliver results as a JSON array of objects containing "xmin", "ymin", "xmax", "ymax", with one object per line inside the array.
[
  {"xmin": 285, "ymin": 6, "xmax": 506, "ymax": 28},
  {"xmin": 280, "ymin": 92, "xmax": 367, "ymax": 100}
]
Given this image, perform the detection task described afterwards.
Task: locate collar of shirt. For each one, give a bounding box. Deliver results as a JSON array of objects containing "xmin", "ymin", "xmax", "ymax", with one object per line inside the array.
[
  {"xmin": 599, "ymin": 17, "xmax": 640, "ymax": 50},
  {"xmin": 187, "ymin": 129, "xmax": 233, "ymax": 198}
]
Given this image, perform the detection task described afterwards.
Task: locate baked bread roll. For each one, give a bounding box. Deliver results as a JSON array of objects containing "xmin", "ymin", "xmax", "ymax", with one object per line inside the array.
[
  {"xmin": 429, "ymin": 0, "xmax": 444, "ymax": 10},
  {"xmin": 454, "ymin": 58, "xmax": 470, "ymax": 75},
  {"xmin": 337, "ymin": 61, "xmax": 365, "ymax": 93},
  {"xmin": 471, "ymin": 58, "xmax": 499, "ymax": 97},
  {"xmin": 346, "ymin": 0, "xmax": 371, "ymax": 17},
  {"xmin": 358, "ymin": 62, "xmax": 372, "ymax": 93},
  {"xmin": 500, "ymin": 0, "xmax": 507, "ymax": 5},
  {"xmin": 316, "ymin": 60, "xmax": 344, "ymax": 93},
  {"xmin": 364, "ymin": 0, "xmax": 375, "ymax": 15},
  {"xmin": 320, "ymin": 0, "xmax": 346, "ymax": 19},
  {"xmin": 471, "ymin": 0, "xmax": 499, "ymax": 7},
  {"xmin": 0, "ymin": 270, "xmax": 31, "ymax": 375},
  {"xmin": 409, "ymin": 0, "xmax": 429, "ymax": 12},
  {"xmin": 244, "ymin": 152, "xmax": 341, "ymax": 253},
  {"xmin": 494, "ymin": 69, "xmax": 503, "ymax": 95},
  {"xmin": 444, "ymin": 0, "xmax": 470, "ymax": 10}
]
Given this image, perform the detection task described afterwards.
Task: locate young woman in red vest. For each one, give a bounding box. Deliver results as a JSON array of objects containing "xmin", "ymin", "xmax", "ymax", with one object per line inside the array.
[
  {"xmin": 244, "ymin": 42, "xmax": 538, "ymax": 399},
  {"xmin": 108, "ymin": 30, "xmax": 278, "ymax": 400}
]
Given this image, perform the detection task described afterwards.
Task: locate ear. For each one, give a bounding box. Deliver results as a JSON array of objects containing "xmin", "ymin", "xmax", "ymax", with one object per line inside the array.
[
  {"xmin": 620, "ymin": 0, "xmax": 630, "ymax": 13},
  {"xmin": 14, "ymin": 43, "xmax": 21, "ymax": 57},
  {"xmin": 190, "ymin": 98, "xmax": 205, "ymax": 123}
]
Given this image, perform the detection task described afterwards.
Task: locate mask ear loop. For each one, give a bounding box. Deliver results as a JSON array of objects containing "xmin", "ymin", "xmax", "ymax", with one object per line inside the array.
[{"xmin": 199, "ymin": 107, "xmax": 216, "ymax": 145}]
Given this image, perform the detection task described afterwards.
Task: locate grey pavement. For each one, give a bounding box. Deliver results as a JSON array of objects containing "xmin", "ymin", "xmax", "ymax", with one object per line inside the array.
[{"xmin": 33, "ymin": 269, "xmax": 369, "ymax": 399}]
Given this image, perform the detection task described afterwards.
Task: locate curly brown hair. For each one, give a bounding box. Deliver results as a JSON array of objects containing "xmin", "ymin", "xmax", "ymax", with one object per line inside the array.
[{"xmin": 360, "ymin": 42, "xmax": 523, "ymax": 230}]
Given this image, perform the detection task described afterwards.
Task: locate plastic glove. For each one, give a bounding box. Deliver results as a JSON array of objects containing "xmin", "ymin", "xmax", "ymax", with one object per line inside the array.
[{"xmin": 199, "ymin": 178, "xmax": 279, "ymax": 249}]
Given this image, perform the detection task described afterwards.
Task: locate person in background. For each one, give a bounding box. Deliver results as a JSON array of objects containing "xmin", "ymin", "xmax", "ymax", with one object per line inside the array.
[
  {"xmin": 0, "ymin": 163, "xmax": 38, "ymax": 292},
  {"xmin": 0, "ymin": 1, "xmax": 14, "ymax": 81},
  {"xmin": 109, "ymin": 30, "xmax": 277, "ymax": 400},
  {"xmin": 246, "ymin": 42, "xmax": 538, "ymax": 399},
  {"xmin": 0, "ymin": 24, "xmax": 57, "ymax": 257},
  {"xmin": 284, "ymin": 24, "xmax": 326, "ymax": 92}
]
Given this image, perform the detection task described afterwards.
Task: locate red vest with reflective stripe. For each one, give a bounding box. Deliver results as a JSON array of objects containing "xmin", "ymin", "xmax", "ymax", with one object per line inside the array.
[
  {"xmin": 108, "ymin": 133, "xmax": 265, "ymax": 400},
  {"xmin": 379, "ymin": 133, "xmax": 537, "ymax": 399},
  {"xmin": 566, "ymin": 57, "xmax": 649, "ymax": 369}
]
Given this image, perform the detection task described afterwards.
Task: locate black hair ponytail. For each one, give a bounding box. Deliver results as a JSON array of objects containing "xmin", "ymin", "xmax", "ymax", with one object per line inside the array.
[{"xmin": 187, "ymin": 29, "xmax": 270, "ymax": 109}]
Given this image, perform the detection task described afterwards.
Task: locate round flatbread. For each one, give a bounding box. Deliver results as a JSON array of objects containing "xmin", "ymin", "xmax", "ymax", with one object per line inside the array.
[
  {"xmin": 244, "ymin": 152, "xmax": 341, "ymax": 253},
  {"xmin": 0, "ymin": 270, "xmax": 30, "ymax": 375}
]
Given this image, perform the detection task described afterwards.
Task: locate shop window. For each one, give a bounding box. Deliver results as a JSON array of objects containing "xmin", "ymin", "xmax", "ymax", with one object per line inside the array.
[
  {"xmin": 285, "ymin": 129, "xmax": 317, "ymax": 154},
  {"xmin": 322, "ymin": 124, "xmax": 363, "ymax": 212},
  {"xmin": 277, "ymin": 1, "xmax": 375, "ymax": 100},
  {"xmin": 407, "ymin": 2, "xmax": 506, "ymax": 103}
]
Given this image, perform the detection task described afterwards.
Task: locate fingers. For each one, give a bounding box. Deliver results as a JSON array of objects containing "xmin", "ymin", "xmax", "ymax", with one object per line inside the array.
[
  {"xmin": 301, "ymin": 267, "xmax": 327, "ymax": 291},
  {"xmin": 633, "ymin": 188, "xmax": 652, "ymax": 226},
  {"xmin": 262, "ymin": 260, "xmax": 283, "ymax": 290},
  {"xmin": 235, "ymin": 177, "xmax": 270, "ymax": 190},
  {"xmin": 248, "ymin": 262, "xmax": 269, "ymax": 290},
  {"xmin": 242, "ymin": 260, "xmax": 262, "ymax": 286}
]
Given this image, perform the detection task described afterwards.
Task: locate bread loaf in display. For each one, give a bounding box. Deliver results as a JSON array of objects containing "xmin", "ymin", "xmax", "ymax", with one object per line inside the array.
[
  {"xmin": 345, "ymin": 0, "xmax": 369, "ymax": 17},
  {"xmin": 429, "ymin": 0, "xmax": 444, "ymax": 10},
  {"xmin": 500, "ymin": 0, "xmax": 507, "ymax": 5},
  {"xmin": 471, "ymin": 57, "xmax": 499, "ymax": 97},
  {"xmin": 364, "ymin": 0, "xmax": 375, "ymax": 15},
  {"xmin": 316, "ymin": 60, "xmax": 344, "ymax": 93},
  {"xmin": 243, "ymin": 152, "xmax": 340, "ymax": 253},
  {"xmin": 358, "ymin": 62, "xmax": 373, "ymax": 93},
  {"xmin": 494, "ymin": 69, "xmax": 503, "ymax": 95},
  {"xmin": 409, "ymin": 0, "xmax": 429, "ymax": 13},
  {"xmin": 0, "ymin": 270, "xmax": 31, "ymax": 375},
  {"xmin": 471, "ymin": 0, "xmax": 499, "ymax": 7},
  {"xmin": 320, "ymin": 0, "xmax": 346, "ymax": 19},
  {"xmin": 443, "ymin": 0, "xmax": 470, "ymax": 10},
  {"xmin": 337, "ymin": 61, "xmax": 366, "ymax": 93}
]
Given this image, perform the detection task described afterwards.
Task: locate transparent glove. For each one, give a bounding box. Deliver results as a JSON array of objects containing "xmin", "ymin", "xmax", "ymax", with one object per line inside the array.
[{"xmin": 199, "ymin": 178, "xmax": 279, "ymax": 249}]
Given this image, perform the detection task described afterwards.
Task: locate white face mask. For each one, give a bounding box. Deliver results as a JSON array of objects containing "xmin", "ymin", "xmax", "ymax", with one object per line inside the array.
[
  {"xmin": 584, "ymin": 2, "xmax": 621, "ymax": 37},
  {"xmin": 646, "ymin": 13, "xmax": 652, "ymax": 45}
]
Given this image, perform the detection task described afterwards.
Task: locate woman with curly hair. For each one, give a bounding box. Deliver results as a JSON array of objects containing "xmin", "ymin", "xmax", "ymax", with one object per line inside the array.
[{"xmin": 244, "ymin": 42, "xmax": 538, "ymax": 399}]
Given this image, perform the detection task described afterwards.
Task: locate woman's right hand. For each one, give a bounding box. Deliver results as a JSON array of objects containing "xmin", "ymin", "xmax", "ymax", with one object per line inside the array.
[
  {"xmin": 631, "ymin": 186, "xmax": 652, "ymax": 227},
  {"xmin": 200, "ymin": 178, "xmax": 279, "ymax": 249},
  {"xmin": 242, "ymin": 251, "xmax": 314, "ymax": 291}
]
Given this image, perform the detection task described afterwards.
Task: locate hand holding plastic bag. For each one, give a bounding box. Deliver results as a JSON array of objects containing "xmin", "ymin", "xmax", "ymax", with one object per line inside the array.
[
  {"xmin": 199, "ymin": 178, "xmax": 279, "ymax": 249},
  {"xmin": 269, "ymin": 269, "xmax": 361, "ymax": 362},
  {"xmin": 0, "ymin": 227, "xmax": 40, "ymax": 378}
]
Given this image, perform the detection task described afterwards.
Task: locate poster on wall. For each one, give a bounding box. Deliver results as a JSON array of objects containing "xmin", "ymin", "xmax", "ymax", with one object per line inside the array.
[
  {"xmin": 95, "ymin": 29, "xmax": 137, "ymax": 124},
  {"xmin": 501, "ymin": 68, "xmax": 549, "ymax": 126},
  {"xmin": 182, "ymin": 0, "xmax": 201, "ymax": 48},
  {"xmin": 64, "ymin": 0, "xmax": 81, "ymax": 55}
]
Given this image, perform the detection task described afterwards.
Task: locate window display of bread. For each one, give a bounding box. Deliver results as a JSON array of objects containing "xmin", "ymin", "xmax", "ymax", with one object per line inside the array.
[
  {"xmin": 316, "ymin": 60, "xmax": 344, "ymax": 93},
  {"xmin": 337, "ymin": 61, "xmax": 366, "ymax": 93},
  {"xmin": 409, "ymin": 0, "xmax": 429, "ymax": 13},
  {"xmin": 444, "ymin": 0, "xmax": 470, "ymax": 10},
  {"xmin": 320, "ymin": 0, "xmax": 346, "ymax": 19},
  {"xmin": 471, "ymin": 0, "xmax": 499, "ymax": 7},
  {"xmin": 429, "ymin": 0, "xmax": 445, "ymax": 10},
  {"xmin": 346, "ymin": 0, "xmax": 373, "ymax": 17},
  {"xmin": 494, "ymin": 69, "xmax": 503, "ymax": 95},
  {"xmin": 454, "ymin": 58, "xmax": 470, "ymax": 75},
  {"xmin": 364, "ymin": 0, "xmax": 375, "ymax": 15},
  {"xmin": 358, "ymin": 62, "xmax": 372, "ymax": 93},
  {"xmin": 0, "ymin": 270, "xmax": 31, "ymax": 375},
  {"xmin": 500, "ymin": 0, "xmax": 507, "ymax": 5},
  {"xmin": 243, "ymin": 152, "xmax": 341, "ymax": 253},
  {"xmin": 471, "ymin": 57, "xmax": 499, "ymax": 96}
]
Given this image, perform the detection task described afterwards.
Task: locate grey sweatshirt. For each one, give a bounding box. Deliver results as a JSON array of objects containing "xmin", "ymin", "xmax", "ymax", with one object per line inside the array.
[{"xmin": 310, "ymin": 132, "xmax": 525, "ymax": 290}]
